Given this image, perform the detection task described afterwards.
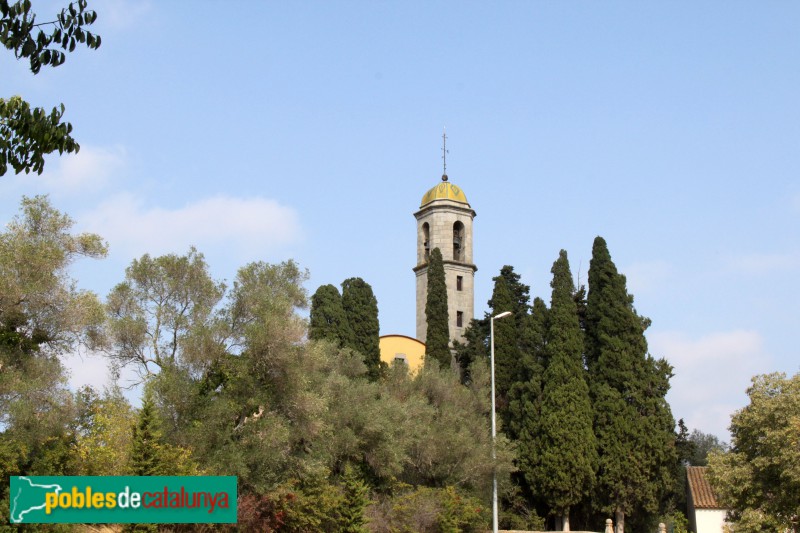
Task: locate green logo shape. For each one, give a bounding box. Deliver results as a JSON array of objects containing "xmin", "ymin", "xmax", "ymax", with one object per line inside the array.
[{"xmin": 9, "ymin": 476, "xmax": 237, "ymax": 524}]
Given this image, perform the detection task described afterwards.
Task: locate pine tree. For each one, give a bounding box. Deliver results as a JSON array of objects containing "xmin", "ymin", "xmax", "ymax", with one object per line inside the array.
[
  {"xmin": 585, "ymin": 237, "xmax": 676, "ymax": 533},
  {"xmin": 339, "ymin": 464, "xmax": 370, "ymax": 533},
  {"xmin": 341, "ymin": 277, "xmax": 381, "ymax": 380},
  {"xmin": 310, "ymin": 284, "xmax": 355, "ymax": 347},
  {"xmin": 534, "ymin": 250, "xmax": 597, "ymax": 530},
  {"xmin": 130, "ymin": 388, "xmax": 164, "ymax": 477},
  {"xmin": 425, "ymin": 247, "xmax": 451, "ymax": 369}
]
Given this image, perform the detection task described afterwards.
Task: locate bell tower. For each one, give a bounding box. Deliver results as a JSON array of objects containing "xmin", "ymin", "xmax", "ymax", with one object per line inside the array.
[{"xmin": 413, "ymin": 172, "xmax": 476, "ymax": 344}]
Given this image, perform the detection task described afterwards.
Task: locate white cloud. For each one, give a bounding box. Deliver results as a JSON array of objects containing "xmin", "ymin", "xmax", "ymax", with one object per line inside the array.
[
  {"xmin": 0, "ymin": 144, "xmax": 127, "ymax": 200},
  {"xmin": 39, "ymin": 145, "xmax": 128, "ymax": 193},
  {"xmin": 80, "ymin": 194, "xmax": 303, "ymax": 260},
  {"xmin": 1, "ymin": 144, "xmax": 126, "ymax": 194},
  {"xmin": 650, "ymin": 329, "xmax": 773, "ymax": 441},
  {"xmin": 623, "ymin": 260, "xmax": 672, "ymax": 294}
]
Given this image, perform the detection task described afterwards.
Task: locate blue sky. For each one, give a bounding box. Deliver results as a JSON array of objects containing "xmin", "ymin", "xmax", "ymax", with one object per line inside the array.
[{"xmin": 2, "ymin": 1, "xmax": 799, "ymax": 439}]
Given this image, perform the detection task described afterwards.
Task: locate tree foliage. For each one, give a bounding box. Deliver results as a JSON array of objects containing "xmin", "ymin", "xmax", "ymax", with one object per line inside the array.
[
  {"xmin": 309, "ymin": 283, "xmax": 354, "ymax": 347},
  {"xmin": 130, "ymin": 385, "xmax": 198, "ymax": 477},
  {"xmin": 505, "ymin": 296, "xmax": 547, "ymax": 442},
  {"xmin": 106, "ymin": 247, "xmax": 225, "ymax": 378},
  {"xmin": 341, "ymin": 277, "xmax": 381, "ymax": 379},
  {"xmin": 533, "ymin": 250, "xmax": 597, "ymax": 525},
  {"xmin": 1, "ymin": 0, "xmax": 101, "ymax": 175},
  {"xmin": 0, "ymin": 196, "xmax": 105, "ymax": 482},
  {"xmin": 688, "ymin": 428, "xmax": 727, "ymax": 467},
  {"xmin": 487, "ymin": 268, "xmax": 522, "ymax": 409},
  {"xmin": 0, "ymin": 195, "xmax": 107, "ymax": 353},
  {"xmin": 585, "ymin": 236, "xmax": 676, "ymax": 532},
  {"xmin": 707, "ymin": 372, "xmax": 800, "ymax": 533},
  {"xmin": 425, "ymin": 247, "xmax": 450, "ymax": 369},
  {"xmin": 72, "ymin": 385, "xmax": 135, "ymax": 475},
  {"xmin": 453, "ymin": 316, "xmax": 488, "ymax": 384}
]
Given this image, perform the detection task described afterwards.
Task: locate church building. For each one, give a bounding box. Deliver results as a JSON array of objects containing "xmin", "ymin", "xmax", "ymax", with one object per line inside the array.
[
  {"xmin": 413, "ymin": 174, "xmax": 476, "ymax": 345},
  {"xmin": 379, "ymin": 168, "xmax": 477, "ymax": 373}
]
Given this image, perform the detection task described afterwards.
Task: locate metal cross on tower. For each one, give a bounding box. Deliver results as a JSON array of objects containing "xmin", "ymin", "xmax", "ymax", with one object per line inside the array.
[{"xmin": 441, "ymin": 128, "xmax": 449, "ymax": 181}]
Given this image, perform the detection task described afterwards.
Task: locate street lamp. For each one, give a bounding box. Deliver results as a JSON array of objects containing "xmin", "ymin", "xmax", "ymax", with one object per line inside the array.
[{"xmin": 490, "ymin": 310, "xmax": 512, "ymax": 533}]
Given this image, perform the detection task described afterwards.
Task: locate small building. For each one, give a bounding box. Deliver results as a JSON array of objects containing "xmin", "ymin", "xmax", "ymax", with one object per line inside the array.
[
  {"xmin": 686, "ymin": 466, "xmax": 728, "ymax": 533},
  {"xmin": 379, "ymin": 334, "xmax": 425, "ymax": 374}
]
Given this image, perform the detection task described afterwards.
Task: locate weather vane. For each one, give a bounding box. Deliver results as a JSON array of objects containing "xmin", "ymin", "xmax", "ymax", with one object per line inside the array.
[{"xmin": 441, "ymin": 128, "xmax": 449, "ymax": 181}]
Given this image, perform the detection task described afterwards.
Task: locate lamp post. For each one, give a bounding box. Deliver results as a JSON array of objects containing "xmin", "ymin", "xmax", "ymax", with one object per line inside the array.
[{"xmin": 490, "ymin": 310, "xmax": 512, "ymax": 533}]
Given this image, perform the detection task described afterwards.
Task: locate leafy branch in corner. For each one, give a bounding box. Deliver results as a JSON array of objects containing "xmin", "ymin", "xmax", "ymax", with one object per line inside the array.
[{"xmin": 0, "ymin": 0, "xmax": 101, "ymax": 176}]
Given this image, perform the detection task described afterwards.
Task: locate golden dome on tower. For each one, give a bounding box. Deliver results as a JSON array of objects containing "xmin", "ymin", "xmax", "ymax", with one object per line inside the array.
[{"xmin": 420, "ymin": 176, "xmax": 470, "ymax": 207}]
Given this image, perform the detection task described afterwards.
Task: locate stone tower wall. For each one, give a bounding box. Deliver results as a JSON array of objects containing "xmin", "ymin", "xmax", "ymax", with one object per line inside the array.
[{"xmin": 414, "ymin": 199, "xmax": 476, "ymax": 343}]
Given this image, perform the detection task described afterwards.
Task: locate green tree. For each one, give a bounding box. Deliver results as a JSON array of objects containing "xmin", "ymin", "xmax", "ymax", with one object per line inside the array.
[
  {"xmin": 504, "ymin": 296, "xmax": 548, "ymax": 520},
  {"xmin": 585, "ymin": 237, "xmax": 677, "ymax": 533},
  {"xmin": 453, "ymin": 316, "xmax": 488, "ymax": 383},
  {"xmin": 106, "ymin": 247, "xmax": 226, "ymax": 378},
  {"xmin": 425, "ymin": 247, "xmax": 451, "ymax": 369},
  {"xmin": 309, "ymin": 283, "xmax": 354, "ymax": 347},
  {"xmin": 368, "ymin": 485, "xmax": 489, "ymax": 533},
  {"xmin": 73, "ymin": 386, "xmax": 135, "ymax": 475},
  {"xmin": 488, "ymin": 270, "xmax": 521, "ymax": 409},
  {"xmin": 454, "ymin": 266, "xmax": 532, "ymax": 385},
  {"xmin": 339, "ymin": 463, "xmax": 370, "ymax": 533},
  {"xmin": 130, "ymin": 388, "xmax": 164, "ymax": 476},
  {"xmin": 341, "ymin": 277, "xmax": 381, "ymax": 380},
  {"xmin": 707, "ymin": 372, "xmax": 800, "ymax": 533},
  {"xmin": 1, "ymin": 0, "xmax": 101, "ymax": 175},
  {"xmin": 688, "ymin": 428, "xmax": 726, "ymax": 467},
  {"xmin": 0, "ymin": 196, "xmax": 104, "ymax": 471},
  {"xmin": 496, "ymin": 265, "xmax": 532, "ymax": 327},
  {"xmin": 533, "ymin": 250, "xmax": 597, "ymax": 529},
  {"xmin": 130, "ymin": 386, "xmax": 198, "ymax": 477},
  {"xmin": 505, "ymin": 296, "xmax": 548, "ymax": 442},
  {"xmin": 0, "ymin": 196, "xmax": 106, "ymax": 527},
  {"xmin": 0, "ymin": 195, "xmax": 107, "ymax": 355}
]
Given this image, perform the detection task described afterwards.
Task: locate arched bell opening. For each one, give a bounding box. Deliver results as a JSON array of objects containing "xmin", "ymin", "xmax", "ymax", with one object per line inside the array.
[{"xmin": 453, "ymin": 221, "xmax": 464, "ymax": 262}]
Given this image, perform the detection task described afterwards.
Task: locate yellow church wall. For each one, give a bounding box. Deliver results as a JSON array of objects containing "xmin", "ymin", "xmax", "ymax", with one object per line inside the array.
[{"xmin": 379, "ymin": 334, "xmax": 426, "ymax": 374}]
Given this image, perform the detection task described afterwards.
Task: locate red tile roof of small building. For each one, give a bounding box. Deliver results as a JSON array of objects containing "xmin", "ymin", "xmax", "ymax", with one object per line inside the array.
[{"xmin": 687, "ymin": 466, "xmax": 723, "ymax": 509}]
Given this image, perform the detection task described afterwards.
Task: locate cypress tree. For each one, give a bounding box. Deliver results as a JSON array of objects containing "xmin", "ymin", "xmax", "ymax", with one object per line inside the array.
[
  {"xmin": 341, "ymin": 277, "xmax": 381, "ymax": 379},
  {"xmin": 534, "ymin": 250, "xmax": 597, "ymax": 530},
  {"xmin": 506, "ymin": 296, "xmax": 549, "ymax": 518},
  {"xmin": 454, "ymin": 265, "xmax": 531, "ymax": 385},
  {"xmin": 506, "ymin": 297, "xmax": 548, "ymax": 441},
  {"xmin": 585, "ymin": 237, "xmax": 676, "ymax": 533},
  {"xmin": 309, "ymin": 284, "xmax": 354, "ymax": 347},
  {"xmin": 488, "ymin": 271, "xmax": 521, "ymax": 410},
  {"xmin": 425, "ymin": 247, "xmax": 451, "ymax": 369}
]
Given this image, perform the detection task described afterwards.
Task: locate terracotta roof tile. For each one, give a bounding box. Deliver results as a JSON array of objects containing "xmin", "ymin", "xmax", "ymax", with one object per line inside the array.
[{"xmin": 687, "ymin": 466, "xmax": 723, "ymax": 509}]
